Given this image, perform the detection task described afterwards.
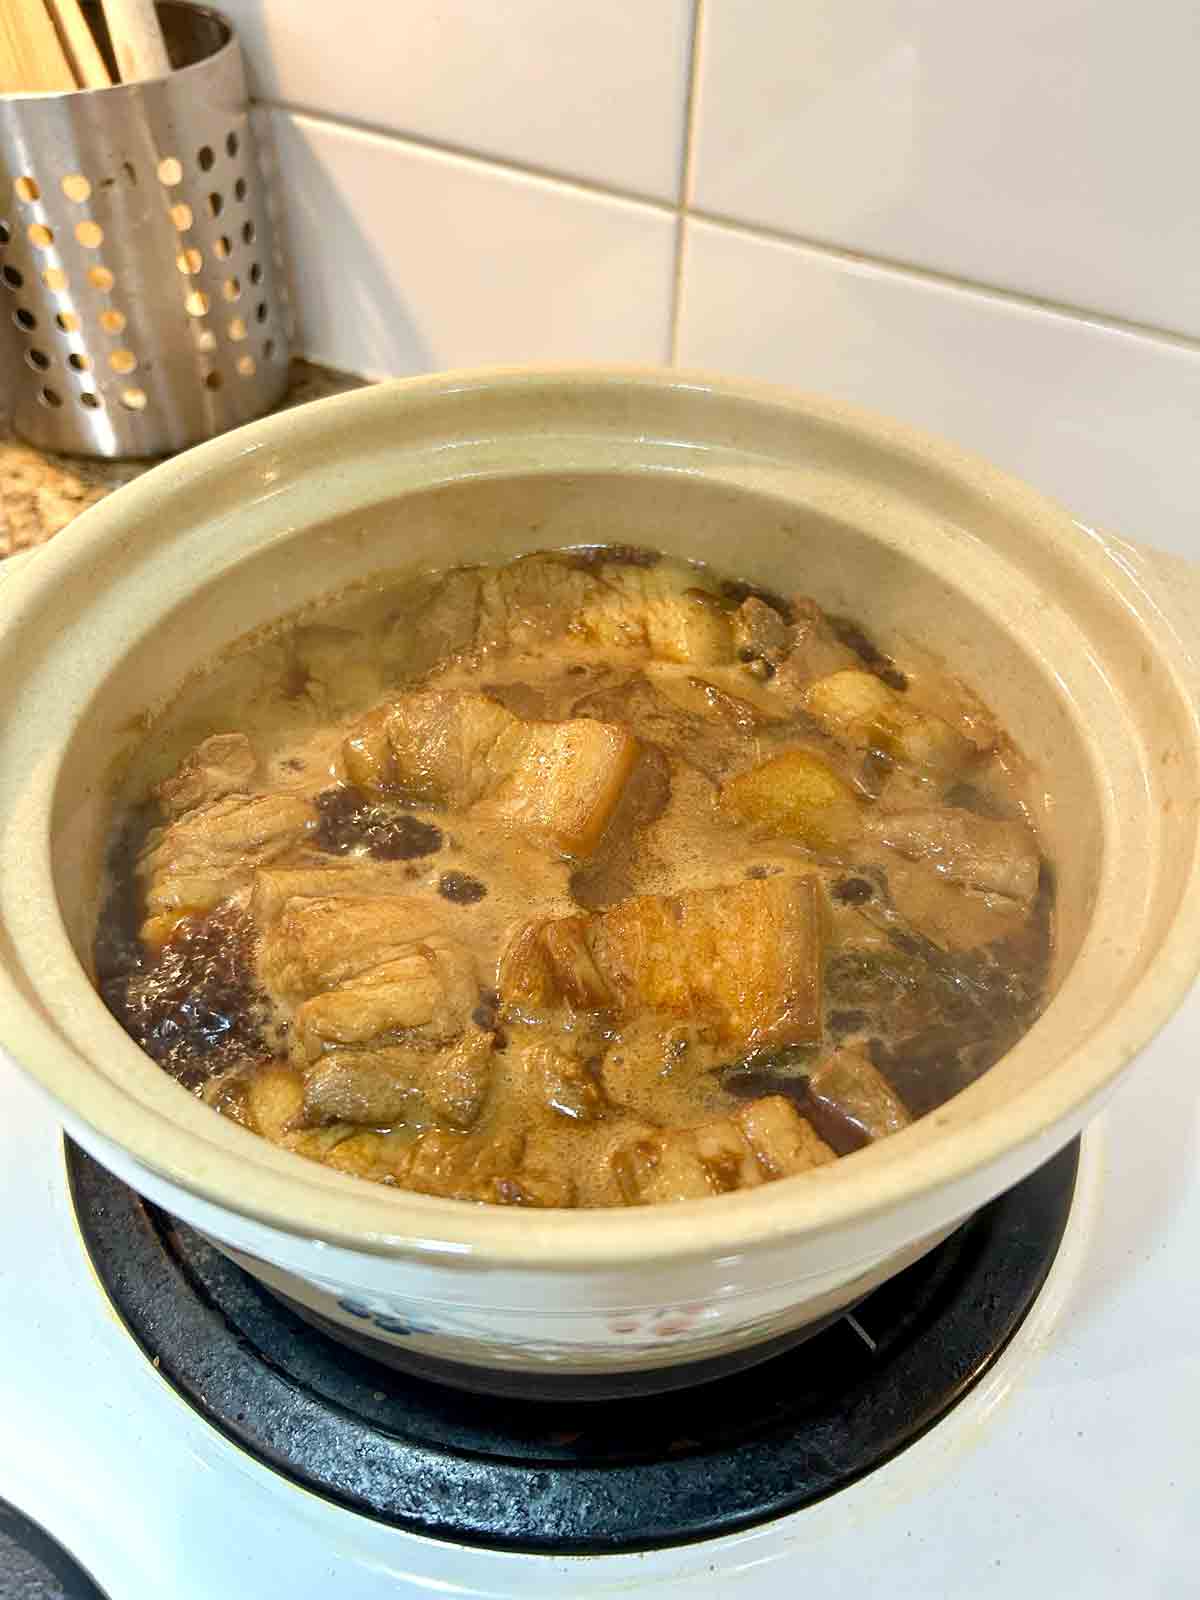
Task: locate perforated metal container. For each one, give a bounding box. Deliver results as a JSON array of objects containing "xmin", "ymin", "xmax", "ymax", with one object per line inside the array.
[{"xmin": 0, "ymin": 2, "xmax": 291, "ymax": 458}]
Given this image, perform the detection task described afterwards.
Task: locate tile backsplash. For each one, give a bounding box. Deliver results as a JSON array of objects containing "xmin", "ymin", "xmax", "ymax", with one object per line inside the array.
[
  {"xmin": 690, "ymin": 1, "xmax": 1200, "ymax": 339},
  {"xmin": 265, "ymin": 113, "xmax": 676, "ymax": 377},
  {"xmin": 233, "ymin": 1, "xmax": 1199, "ymax": 554}
]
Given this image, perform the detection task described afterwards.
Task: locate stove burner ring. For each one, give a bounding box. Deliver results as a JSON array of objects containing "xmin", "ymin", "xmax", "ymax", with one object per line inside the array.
[
  {"xmin": 67, "ymin": 1139, "xmax": 1079, "ymax": 1555},
  {"xmin": 0, "ymin": 1498, "xmax": 109, "ymax": 1599}
]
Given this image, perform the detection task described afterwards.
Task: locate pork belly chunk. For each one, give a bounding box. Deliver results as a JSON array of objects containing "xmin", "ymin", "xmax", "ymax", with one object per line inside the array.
[
  {"xmin": 865, "ymin": 807, "xmax": 1040, "ymax": 905},
  {"xmin": 256, "ymin": 894, "xmax": 455, "ymax": 1003},
  {"xmin": 289, "ymin": 940, "xmax": 479, "ymax": 1057},
  {"xmin": 138, "ymin": 791, "xmax": 318, "ymax": 943},
  {"xmin": 805, "ymin": 1046, "xmax": 911, "ymax": 1151},
  {"xmin": 803, "ymin": 670, "xmax": 972, "ymax": 778},
  {"xmin": 155, "ymin": 732, "xmax": 257, "ymax": 820},
  {"xmin": 343, "ymin": 689, "xmax": 638, "ymax": 857},
  {"xmin": 475, "ymin": 552, "xmax": 735, "ymax": 665},
  {"xmin": 300, "ymin": 1030, "xmax": 495, "ymax": 1130},
  {"xmin": 403, "ymin": 1128, "xmax": 574, "ymax": 1207},
  {"xmin": 613, "ymin": 1096, "xmax": 835, "ymax": 1204},
  {"xmin": 500, "ymin": 875, "xmax": 824, "ymax": 1050}
]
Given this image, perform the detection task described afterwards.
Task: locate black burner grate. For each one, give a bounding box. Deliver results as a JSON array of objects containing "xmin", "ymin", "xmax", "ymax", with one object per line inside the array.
[
  {"xmin": 67, "ymin": 1138, "xmax": 1078, "ymax": 1554},
  {"xmin": 0, "ymin": 1499, "xmax": 108, "ymax": 1600}
]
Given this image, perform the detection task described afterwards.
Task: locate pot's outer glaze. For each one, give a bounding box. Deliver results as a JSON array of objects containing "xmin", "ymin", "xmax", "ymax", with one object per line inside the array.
[{"xmin": 1, "ymin": 368, "xmax": 1198, "ymax": 1376}]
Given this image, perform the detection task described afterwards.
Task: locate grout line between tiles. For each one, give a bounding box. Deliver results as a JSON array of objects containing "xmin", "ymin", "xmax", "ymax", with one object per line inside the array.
[
  {"xmin": 259, "ymin": 99, "xmax": 1200, "ymax": 358},
  {"xmin": 688, "ymin": 207, "xmax": 1200, "ymax": 357},
  {"xmin": 669, "ymin": 0, "xmax": 705, "ymax": 364},
  {"xmin": 263, "ymin": 100, "xmax": 678, "ymax": 217}
]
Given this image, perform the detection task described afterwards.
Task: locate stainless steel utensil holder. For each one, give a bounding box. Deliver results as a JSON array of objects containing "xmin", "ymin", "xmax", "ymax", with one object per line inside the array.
[{"xmin": 0, "ymin": 2, "xmax": 291, "ymax": 458}]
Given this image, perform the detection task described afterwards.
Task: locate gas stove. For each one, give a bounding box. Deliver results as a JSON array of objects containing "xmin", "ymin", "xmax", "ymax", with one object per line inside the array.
[{"xmin": 1, "ymin": 975, "xmax": 1197, "ymax": 1597}]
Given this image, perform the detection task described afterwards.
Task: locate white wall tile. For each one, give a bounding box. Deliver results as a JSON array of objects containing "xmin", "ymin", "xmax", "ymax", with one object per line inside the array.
[
  {"xmin": 262, "ymin": 112, "xmax": 675, "ymax": 379},
  {"xmin": 221, "ymin": 0, "xmax": 693, "ymax": 202},
  {"xmin": 691, "ymin": 1, "xmax": 1200, "ymax": 339},
  {"xmin": 677, "ymin": 219, "xmax": 1200, "ymax": 559}
]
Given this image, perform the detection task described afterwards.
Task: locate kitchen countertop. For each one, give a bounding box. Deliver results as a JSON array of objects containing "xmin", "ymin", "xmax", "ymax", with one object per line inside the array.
[{"xmin": 0, "ymin": 360, "xmax": 366, "ymax": 558}]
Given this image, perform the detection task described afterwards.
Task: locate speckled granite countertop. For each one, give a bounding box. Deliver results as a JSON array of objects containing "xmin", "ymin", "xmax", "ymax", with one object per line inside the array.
[{"xmin": 0, "ymin": 360, "xmax": 366, "ymax": 558}]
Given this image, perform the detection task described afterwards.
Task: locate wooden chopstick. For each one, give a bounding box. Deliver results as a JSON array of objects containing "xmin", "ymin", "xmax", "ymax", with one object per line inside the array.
[
  {"xmin": 46, "ymin": 0, "xmax": 112, "ymax": 88},
  {"xmin": 100, "ymin": 0, "xmax": 170, "ymax": 82},
  {"xmin": 0, "ymin": 0, "xmax": 77, "ymax": 93}
]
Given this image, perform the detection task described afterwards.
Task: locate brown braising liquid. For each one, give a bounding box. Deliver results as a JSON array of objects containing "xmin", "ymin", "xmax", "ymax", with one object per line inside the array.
[{"xmin": 95, "ymin": 547, "xmax": 1053, "ymax": 1208}]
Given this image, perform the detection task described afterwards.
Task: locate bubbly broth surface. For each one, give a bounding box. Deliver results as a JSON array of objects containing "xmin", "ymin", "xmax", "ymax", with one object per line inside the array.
[{"xmin": 95, "ymin": 548, "xmax": 1052, "ymax": 1208}]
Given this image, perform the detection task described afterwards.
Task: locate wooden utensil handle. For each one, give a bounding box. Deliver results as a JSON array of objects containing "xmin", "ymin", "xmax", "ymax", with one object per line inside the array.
[
  {"xmin": 46, "ymin": 0, "xmax": 111, "ymax": 89},
  {"xmin": 100, "ymin": 0, "xmax": 170, "ymax": 82},
  {"xmin": 0, "ymin": 0, "xmax": 77, "ymax": 94}
]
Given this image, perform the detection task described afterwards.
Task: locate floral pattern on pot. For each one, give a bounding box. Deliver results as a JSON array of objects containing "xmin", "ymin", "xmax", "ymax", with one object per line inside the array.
[{"xmin": 322, "ymin": 1291, "xmax": 803, "ymax": 1361}]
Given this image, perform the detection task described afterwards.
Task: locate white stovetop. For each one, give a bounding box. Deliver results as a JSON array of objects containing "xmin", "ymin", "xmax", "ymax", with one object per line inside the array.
[{"xmin": 1, "ymin": 974, "xmax": 1198, "ymax": 1599}]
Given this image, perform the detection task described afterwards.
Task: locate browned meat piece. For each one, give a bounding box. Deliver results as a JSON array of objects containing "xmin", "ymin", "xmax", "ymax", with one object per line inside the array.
[
  {"xmin": 258, "ymin": 895, "xmax": 453, "ymax": 1002},
  {"xmin": 613, "ymin": 1126, "xmax": 743, "ymax": 1203},
  {"xmin": 501, "ymin": 876, "xmax": 824, "ymax": 1048},
  {"xmin": 866, "ymin": 807, "xmax": 1040, "ymax": 904},
  {"xmin": 573, "ymin": 673, "xmax": 734, "ymax": 781},
  {"xmin": 156, "ymin": 733, "xmax": 257, "ymax": 820},
  {"xmin": 323, "ymin": 1128, "xmax": 419, "ymax": 1182},
  {"xmin": 774, "ymin": 598, "xmax": 861, "ymax": 688},
  {"xmin": 143, "ymin": 793, "xmax": 317, "ymax": 889},
  {"xmin": 732, "ymin": 595, "xmax": 793, "ymax": 671},
  {"xmin": 476, "ymin": 554, "xmax": 595, "ymax": 650},
  {"xmin": 343, "ymin": 690, "xmax": 514, "ymax": 800},
  {"xmin": 805, "ymin": 1047, "xmax": 911, "ymax": 1151},
  {"xmin": 290, "ymin": 940, "xmax": 479, "ymax": 1060},
  {"xmin": 612, "ymin": 1095, "xmax": 832, "ymax": 1203},
  {"xmin": 567, "ymin": 743, "xmax": 673, "ymax": 910},
  {"xmin": 520, "ymin": 1040, "xmax": 607, "ymax": 1122},
  {"xmin": 735, "ymin": 1095, "xmax": 837, "ymax": 1177},
  {"xmin": 592, "ymin": 875, "xmax": 824, "ymax": 1048},
  {"xmin": 139, "ymin": 792, "xmax": 318, "ymax": 938},
  {"xmin": 803, "ymin": 670, "xmax": 972, "ymax": 777},
  {"xmin": 292, "ymin": 962, "xmax": 447, "ymax": 1058},
  {"xmin": 249, "ymin": 862, "xmax": 417, "ymax": 927},
  {"xmin": 284, "ymin": 1123, "xmax": 368, "ymax": 1163},
  {"xmin": 834, "ymin": 854, "xmax": 1030, "ymax": 956},
  {"xmin": 540, "ymin": 917, "xmax": 613, "ymax": 1008},
  {"xmin": 340, "ymin": 703, "xmax": 398, "ymax": 793},
  {"xmin": 496, "ymin": 920, "xmax": 561, "ymax": 1011},
  {"xmin": 406, "ymin": 1127, "xmax": 505, "ymax": 1197},
  {"xmin": 302, "ymin": 1046, "xmax": 430, "ymax": 1125},
  {"xmin": 474, "ymin": 554, "xmax": 734, "ymax": 665},
  {"xmin": 720, "ymin": 748, "xmax": 863, "ymax": 852},
  {"xmin": 499, "ymin": 915, "xmax": 613, "ymax": 1014},
  {"xmin": 245, "ymin": 1061, "xmax": 306, "ymax": 1142},
  {"xmin": 201, "ymin": 1063, "xmax": 256, "ymax": 1127},
  {"xmin": 481, "ymin": 716, "xmax": 639, "ymax": 858},
  {"xmin": 597, "ymin": 1023, "xmax": 717, "ymax": 1125},
  {"xmin": 576, "ymin": 567, "xmax": 735, "ymax": 665},
  {"xmin": 406, "ymin": 1127, "xmax": 574, "ymax": 1206},
  {"xmin": 343, "ymin": 689, "xmax": 638, "ymax": 858},
  {"xmin": 300, "ymin": 1028, "xmax": 494, "ymax": 1129},
  {"xmin": 685, "ymin": 677, "xmax": 773, "ymax": 735},
  {"xmin": 426, "ymin": 1030, "xmax": 495, "ymax": 1128},
  {"xmin": 612, "ymin": 1113, "xmax": 768, "ymax": 1202},
  {"xmin": 693, "ymin": 1116, "xmax": 767, "ymax": 1189}
]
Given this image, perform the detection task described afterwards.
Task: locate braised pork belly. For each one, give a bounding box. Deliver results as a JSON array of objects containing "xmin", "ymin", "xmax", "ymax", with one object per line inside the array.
[{"xmin": 96, "ymin": 549, "xmax": 1052, "ymax": 1207}]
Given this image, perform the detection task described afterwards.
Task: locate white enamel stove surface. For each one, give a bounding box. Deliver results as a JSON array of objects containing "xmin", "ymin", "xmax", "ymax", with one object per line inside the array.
[{"xmin": 1, "ymin": 980, "xmax": 1197, "ymax": 1599}]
